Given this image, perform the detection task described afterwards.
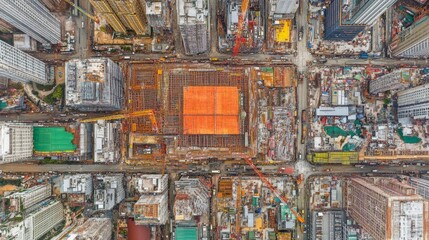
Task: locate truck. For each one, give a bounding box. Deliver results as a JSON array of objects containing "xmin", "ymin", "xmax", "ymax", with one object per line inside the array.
[{"xmin": 359, "ymin": 51, "xmax": 369, "ymax": 59}]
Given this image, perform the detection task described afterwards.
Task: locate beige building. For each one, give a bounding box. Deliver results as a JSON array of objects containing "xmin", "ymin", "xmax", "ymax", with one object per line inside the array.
[
  {"xmin": 347, "ymin": 177, "xmax": 429, "ymax": 240},
  {"xmin": 0, "ymin": 123, "xmax": 34, "ymax": 164},
  {"xmin": 89, "ymin": 0, "xmax": 148, "ymax": 35}
]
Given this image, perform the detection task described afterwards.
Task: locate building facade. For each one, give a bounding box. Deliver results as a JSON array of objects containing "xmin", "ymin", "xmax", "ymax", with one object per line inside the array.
[
  {"xmin": 8, "ymin": 184, "xmax": 52, "ymax": 210},
  {"xmin": 369, "ymin": 70, "xmax": 410, "ymax": 94},
  {"xmin": 0, "ymin": 0, "xmax": 61, "ymax": 44},
  {"xmin": 0, "ymin": 41, "xmax": 47, "ymax": 85},
  {"xmin": 409, "ymin": 176, "xmax": 429, "ymax": 200},
  {"xmin": 65, "ymin": 58, "xmax": 124, "ymax": 111},
  {"xmin": 342, "ymin": 0, "xmax": 397, "ymax": 25},
  {"xmin": 397, "ymin": 83, "xmax": 429, "ymax": 119},
  {"xmin": 0, "ymin": 123, "xmax": 33, "ymax": 164},
  {"xmin": 347, "ymin": 177, "xmax": 429, "ymax": 240},
  {"xmin": 89, "ymin": 0, "xmax": 149, "ymax": 35},
  {"xmin": 391, "ymin": 16, "xmax": 429, "ymax": 58}
]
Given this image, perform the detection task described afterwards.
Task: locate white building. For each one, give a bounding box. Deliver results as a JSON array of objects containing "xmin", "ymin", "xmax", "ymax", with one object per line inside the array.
[
  {"xmin": 65, "ymin": 58, "xmax": 124, "ymax": 111},
  {"xmin": 0, "ymin": 201, "xmax": 64, "ymax": 240},
  {"xmin": 397, "ymin": 83, "xmax": 429, "ymax": 120},
  {"xmin": 60, "ymin": 174, "xmax": 93, "ymax": 201},
  {"xmin": 0, "ymin": 0, "xmax": 61, "ymax": 44},
  {"xmin": 94, "ymin": 174, "xmax": 125, "ymax": 211},
  {"xmin": 93, "ymin": 120, "xmax": 120, "ymax": 163},
  {"xmin": 65, "ymin": 218, "xmax": 112, "ymax": 240},
  {"xmin": 369, "ymin": 70, "xmax": 410, "ymax": 95},
  {"xmin": 131, "ymin": 174, "xmax": 168, "ymax": 194},
  {"xmin": 0, "ymin": 123, "xmax": 33, "ymax": 164},
  {"xmin": 269, "ymin": 0, "xmax": 299, "ymax": 19},
  {"xmin": 8, "ymin": 184, "xmax": 51, "ymax": 210},
  {"xmin": 0, "ymin": 40, "xmax": 47, "ymax": 85}
]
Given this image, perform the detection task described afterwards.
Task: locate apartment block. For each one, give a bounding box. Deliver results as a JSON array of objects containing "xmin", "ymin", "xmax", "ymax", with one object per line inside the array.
[
  {"xmin": 397, "ymin": 83, "xmax": 429, "ymax": 120},
  {"xmin": 94, "ymin": 174, "xmax": 125, "ymax": 210},
  {"xmin": 65, "ymin": 58, "xmax": 124, "ymax": 111},
  {"xmin": 0, "ymin": 0, "xmax": 61, "ymax": 44},
  {"xmin": 60, "ymin": 174, "xmax": 93, "ymax": 204},
  {"xmin": 8, "ymin": 184, "xmax": 51, "ymax": 210},
  {"xmin": 347, "ymin": 177, "xmax": 429, "ymax": 240},
  {"xmin": 66, "ymin": 218, "xmax": 112, "ymax": 240},
  {"xmin": 89, "ymin": 0, "xmax": 149, "ymax": 35},
  {"xmin": 93, "ymin": 120, "xmax": 120, "ymax": 163},
  {"xmin": 369, "ymin": 70, "xmax": 410, "ymax": 95},
  {"xmin": 0, "ymin": 123, "xmax": 34, "ymax": 164},
  {"xmin": 0, "ymin": 40, "xmax": 47, "ymax": 85},
  {"xmin": 145, "ymin": 1, "xmax": 168, "ymax": 28},
  {"xmin": 391, "ymin": 16, "xmax": 429, "ymax": 58},
  {"xmin": 409, "ymin": 176, "xmax": 429, "ymax": 200}
]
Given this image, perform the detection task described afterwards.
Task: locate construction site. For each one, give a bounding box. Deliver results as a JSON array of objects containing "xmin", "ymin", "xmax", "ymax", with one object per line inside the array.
[
  {"xmin": 218, "ymin": 0, "xmax": 265, "ymax": 54},
  {"xmin": 118, "ymin": 63, "xmax": 298, "ymax": 163},
  {"xmin": 266, "ymin": 0, "xmax": 297, "ymax": 54},
  {"xmin": 215, "ymin": 176, "xmax": 297, "ymax": 239}
]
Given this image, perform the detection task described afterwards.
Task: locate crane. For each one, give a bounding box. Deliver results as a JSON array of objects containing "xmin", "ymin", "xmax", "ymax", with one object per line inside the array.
[
  {"xmin": 63, "ymin": 0, "xmax": 100, "ymax": 24},
  {"xmin": 232, "ymin": 0, "xmax": 250, "ymax": 56},
  {"xmin": 80, "ymin": 110, "xmax": 159, "ymax": 133},
  {"xmin": 244, "ymin": 158, "xmax": 305, "ymax": 223}
]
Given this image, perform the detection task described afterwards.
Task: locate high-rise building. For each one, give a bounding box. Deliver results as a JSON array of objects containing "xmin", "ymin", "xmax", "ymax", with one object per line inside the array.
[
  {"xmin": 0, "ymin": 0, "xmax": 61, "ymax": 44},
  {"xmin": 397, "ymin": 83, "xmax": 429, "ymax": 120},
  {"xmin": 93, "ymin": 120, "xmax": 120, "ymax": 163},
  {"xmin": 369, "ymin": 70, "xmax": 410, "ymax": 95},
  {"xmin": 94, "ymin": 174, "xmax": 125, "ymax": 210},
  {"xmin": 342, "ymin": 0, "xmax": 397, "ymax": 25},
  {"xmin": 0, "ymin": 123, "xmax": 33, "ymax": 164},
  {"xmin": 346, "ymin": 177, "xmax": 429, "ymax": 240},
  {"xmin": 391, "ymin": 16, "xmax": 429, "ymax": 58},
  {"xmin": 174, "ymin": 177, "xmax": 210, "ymax": 222},
  {"xmin": 1, "ymin": 201, "xmax": 64, "ymax": 240},
  {"xmin": 177, "ymin": 0, "xmax": 209, "ymax": 55},
  {"xmin": 8, "ymin": 184, "xmax": 52, "ymax": 210},
  {"xmin": 65, "ymin": 58, "xmax": 124, "ymax": 111},
  {"xmin": 134, "ymin": 191, "xmax": 168, "ymax": 225},
  {"xmin": 60, "ymin": 174, "xmax": 93, "ymax": 204},
  {"xmin": 66, "ymin": 218, "xmax": 112, "ymax": 240},
  {"xmin": 89, "ymin": 0, "xmax": 149, "ymax": 35},
  {"xmin": 0, "ymin": 40, "xmax": 48, "ymax": 85},
  {"xmin": 323, "ymin": 0, "xmax": 365, "ymax": 41},
  {"xmin": 145, "ymin": 1, "xmax": 169, "ymax": 29},
  {"xmin": 409, "ymin": 176, "xmax": 429, "ymax": 200}
]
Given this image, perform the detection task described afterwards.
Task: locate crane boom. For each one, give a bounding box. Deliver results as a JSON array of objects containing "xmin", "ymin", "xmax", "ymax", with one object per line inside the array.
[
  {"xmin": 63, "ymin": 0, "xmax": 100, "ymax": 23},
  {"xmin": 244, "ymin": 158, "xmax": 305, "ymax": 223},
  {"xmin": 232, "ymin": 0, "xmax": 250, "ymax": 56},
  {"xmin": 80, "ymin": 110, "xmax": 159, "ymax": 132}
]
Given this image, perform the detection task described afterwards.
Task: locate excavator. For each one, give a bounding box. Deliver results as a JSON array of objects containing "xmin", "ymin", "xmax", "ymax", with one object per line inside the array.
[
  {"xmin": 244, "ymin": 158, "xmax": 305, "ymax": 223},
  {"xmin": 63, "ymin": 0, "xmax": 100, "ymax": 24},
  {"xmin": 80, "ymin": 109, "xmax": 159, "ymax": 133}
]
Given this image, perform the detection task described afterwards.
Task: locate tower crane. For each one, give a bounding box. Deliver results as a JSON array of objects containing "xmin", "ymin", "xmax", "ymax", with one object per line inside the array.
[
  {"xmin": 244, "ymin": 158, "xmax": 305, "ymax": 223},
  {"xmin": 63, "ymin": 0, "xmax": 100, "ymax": 24},
  {"xmin": 232, "ymin": 0, "xmax": 250, "ymax": 56},
  {"xmin": 80, "ymin": 109, "xmax": 159, "ymax": 133}
]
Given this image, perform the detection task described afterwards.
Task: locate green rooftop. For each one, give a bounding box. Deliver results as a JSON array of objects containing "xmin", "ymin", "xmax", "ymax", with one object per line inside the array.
[
  {"xmin": 176, "ymin": 227, "xmax": 197, "ymax": 240},
  {"xmin": 33, "ymin": 127, "xmax": 76, "ymax": 153}
]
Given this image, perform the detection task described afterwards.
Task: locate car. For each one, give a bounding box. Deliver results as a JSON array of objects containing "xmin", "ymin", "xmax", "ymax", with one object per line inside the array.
[
  {"xmin": 372, "ymin": 169, "xmax": 378, "ymax": 172},
  {"xmin": 81, "ymin": 21, "xmax": 85, "ymax": 28}
]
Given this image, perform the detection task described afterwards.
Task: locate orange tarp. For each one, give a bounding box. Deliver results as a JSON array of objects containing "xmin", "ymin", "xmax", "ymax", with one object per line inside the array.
[{"xmin": 183, "ymin": 86, "xmax": 240, "ymax": 135}]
